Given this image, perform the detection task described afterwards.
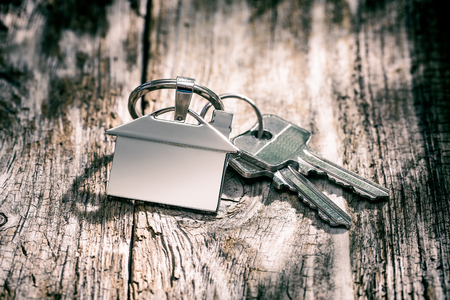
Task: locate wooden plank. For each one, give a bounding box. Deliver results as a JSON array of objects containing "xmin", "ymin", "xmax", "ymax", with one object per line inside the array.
[
  {"xmin": 133, "ymin": 1, "xmax": 355, "ymax": 298},
  {"xmin": 0, "ymin": 0, "xmax": 146, "ymax": 298},
  {"xmin": 131, "ymin": 0, "xmax": 450, "ymax": 299},
  {"xmin": 1, "ymin": 0, "xmax": 449, "ymax": 299}
]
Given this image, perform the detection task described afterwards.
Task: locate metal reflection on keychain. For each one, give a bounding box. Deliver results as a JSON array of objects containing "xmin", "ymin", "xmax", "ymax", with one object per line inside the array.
[{"xmin": 106, "ymin": 76, "xmax": 238, "ymax": 212}]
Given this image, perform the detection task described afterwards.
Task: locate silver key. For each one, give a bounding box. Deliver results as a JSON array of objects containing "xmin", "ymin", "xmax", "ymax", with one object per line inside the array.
[
  {"xmin": 202, "ymin": 95, "xmax": 372, "ymax": 228},
  {"xmin": 233, "ymin": 115, "xmax": 389, "ymax": 200},
  {"xmin": 207, "ymin": 111, "xmax": 351, "ymax": 228},
  {"xmin": 204, "ymin": 98, "xmax": 352, "ymax": 227},
  {"xmin": 229, "ymin": 156, "xmax": 352, "ymax": 228}
]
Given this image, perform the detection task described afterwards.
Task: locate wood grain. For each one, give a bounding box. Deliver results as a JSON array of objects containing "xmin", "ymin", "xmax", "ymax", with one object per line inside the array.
[
  {"xmin": 1, "ymin": 0, "xmax": 449, "ymax": 299},
  {"xmin": 0, "ymin": 0, "xmax": 145, "ymax": 298}
]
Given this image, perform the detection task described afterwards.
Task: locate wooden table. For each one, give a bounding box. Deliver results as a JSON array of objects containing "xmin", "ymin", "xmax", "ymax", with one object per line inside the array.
[{"xmin": 1, "ymin": 0, "xmax": 449, "ymax": 299}]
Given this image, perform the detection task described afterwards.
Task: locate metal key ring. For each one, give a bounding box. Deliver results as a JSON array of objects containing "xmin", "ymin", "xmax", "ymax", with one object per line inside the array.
[
  {"xmin": 150, "ymin": 107, "xmax": 207, "ymax": 124},
  {"xmin": 200, "ymin": 93, "xmax": 264, "ymax": 139},
  {"xmin": 128, "ymin": 79, "xmax": 225, "ymax": 119}
]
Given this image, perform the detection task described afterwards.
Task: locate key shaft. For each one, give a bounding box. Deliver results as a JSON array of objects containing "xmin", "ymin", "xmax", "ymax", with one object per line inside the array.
[
  {"xmin": 299, "ymin": 149, "xmax": 389, "ymax": 200},
  {"xmin": 229, "ymin": 156, "xmax": 352, "ymax": 228},
  {"xmin": 277, "ymin": 166, "xmax": 351, "ymax": 228},
  {"xmin": 233, "ymin": 115, "xmax": 389, "ymax": 200}
]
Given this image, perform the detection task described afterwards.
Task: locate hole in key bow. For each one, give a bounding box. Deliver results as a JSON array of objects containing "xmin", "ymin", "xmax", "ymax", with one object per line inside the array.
[{"xmin": 251, "ymin": 130, "xmax": 272, "ymax": 140}]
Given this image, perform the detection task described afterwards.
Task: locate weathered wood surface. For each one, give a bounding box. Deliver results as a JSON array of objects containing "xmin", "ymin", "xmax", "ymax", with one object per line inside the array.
[{"xmin": 1, "ymin": 0, "xmax": 449, "ymax": 299}]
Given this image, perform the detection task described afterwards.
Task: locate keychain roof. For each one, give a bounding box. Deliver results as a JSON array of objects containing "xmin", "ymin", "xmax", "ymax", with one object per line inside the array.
[{"xmin": 107, "ymin": 112, "xmax": 238, "ymax": 153}]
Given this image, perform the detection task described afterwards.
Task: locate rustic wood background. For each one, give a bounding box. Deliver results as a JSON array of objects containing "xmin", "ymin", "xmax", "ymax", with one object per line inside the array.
[{"xmin": 1, "ymin": 0, "xmax": 449, "ymax": 299}]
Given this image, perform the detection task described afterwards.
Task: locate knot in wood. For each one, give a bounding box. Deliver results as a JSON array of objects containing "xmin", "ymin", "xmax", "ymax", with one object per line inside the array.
[{"xmin": 0, "ymin": 213, "xmax": 7, "ymax": 227}]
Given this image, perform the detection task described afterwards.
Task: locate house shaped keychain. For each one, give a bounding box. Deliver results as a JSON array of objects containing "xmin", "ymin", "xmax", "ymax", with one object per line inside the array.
[{"xmin": 106, "ymin": 77, "xmax": 238, "ymax": 212}]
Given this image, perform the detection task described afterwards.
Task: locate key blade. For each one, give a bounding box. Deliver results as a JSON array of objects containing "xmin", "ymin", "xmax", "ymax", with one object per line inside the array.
[
  {"xmin": 229, "ymin": 155, "xmax": 351, "ymax": 228},
  {"xmin": 277, "ymin": 166, "xmax": 351, "ymax": 228},
  {"xmin": 232, "ymin": 115, "xmax": 389, "ymax": 200},
  {"xmin": 299, "ymin": 149, "xmax": 389, "ymax": 200}
]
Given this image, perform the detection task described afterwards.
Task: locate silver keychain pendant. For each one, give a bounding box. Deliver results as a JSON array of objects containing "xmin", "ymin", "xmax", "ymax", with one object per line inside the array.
[{"xmin": 107, "ymin": 77, "xmax": 238, "ymax": 212}]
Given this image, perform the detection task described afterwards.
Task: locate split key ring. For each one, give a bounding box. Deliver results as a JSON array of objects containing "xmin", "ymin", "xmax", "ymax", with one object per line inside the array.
[{"xmin": 128, "ymin": 77, "xmax": 225, "ymax": 120}]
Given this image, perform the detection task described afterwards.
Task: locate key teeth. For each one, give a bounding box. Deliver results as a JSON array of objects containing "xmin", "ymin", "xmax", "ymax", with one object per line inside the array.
[
  {"xmin": 302, "ymin": 197, "xmax": 317, "ymax": 210},
  {"xmin": 352, "ymin": 187, "xmax": 377, "ymax": 199},
  {"xmin": 298, "ymin": 152, "xmax": 389, "ymax": 201},
  {"xmin": 296, "ymin": 191, "xmax": 351, "ymax": 227},
  {"xmin": 317, "ymin": 210, "xmax": 334, "ymax": 225},
  {"xmin": 353, "ymin": 187, "xmax": 389, "ymax": 200},
  {"xmin": 312, "ymin": 172, "xmax": 389, "ymax": 201},
  {"xmin": 273, "ymin": 179, "xmax": 317, "ymax": 209},
  {"xmin": 326, "ymin": 175, "xmax": 352, "ymax": 189},
  {"xmin": 272, "ymin": 175, "xmax": 351, "ymax": 228},
  {"xmin": 295, "ymin": 190, "xmax": 351, "ymax": 228},
  {"xmin": 317, "ymin": 210, "xmax": 350, "ymax": 228}
]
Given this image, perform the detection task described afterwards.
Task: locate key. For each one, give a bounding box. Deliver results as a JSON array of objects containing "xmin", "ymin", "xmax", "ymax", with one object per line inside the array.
[
  {"xmin": 203, "ymin": 97, "xmax": 352, "ymax": 227},
  {"xmin": 232, "ymin": 115, "xmax": 389, "ymax": 200},
  {"xmin": 229, "ymin": 156, "xmax": 352, "ymax": 227}
]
